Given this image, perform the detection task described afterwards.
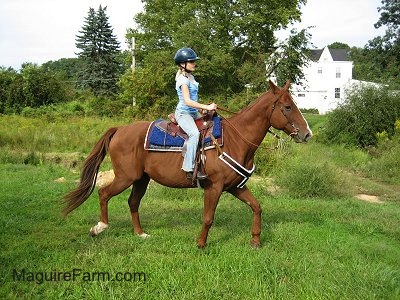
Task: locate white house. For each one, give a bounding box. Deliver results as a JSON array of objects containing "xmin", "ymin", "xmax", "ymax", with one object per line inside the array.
[{"xmin": 291, "ymin": 47, "xmax": 353, "ymax": 114}]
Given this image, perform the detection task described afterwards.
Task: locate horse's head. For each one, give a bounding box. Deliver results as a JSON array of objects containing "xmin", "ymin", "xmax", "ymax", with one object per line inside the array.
[{"xmin": 268, "ymin": 80, "xmax": 312, "ymax": 143}]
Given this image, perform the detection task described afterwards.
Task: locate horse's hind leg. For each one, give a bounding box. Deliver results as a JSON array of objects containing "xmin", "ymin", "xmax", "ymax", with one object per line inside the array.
[
  {"xmin": 90, "ymin": 176, "xmax": 133, "ymax": 236},
  {"xmin": 128, "ymin": 173, "xmax": 150, "ymax": 238}
]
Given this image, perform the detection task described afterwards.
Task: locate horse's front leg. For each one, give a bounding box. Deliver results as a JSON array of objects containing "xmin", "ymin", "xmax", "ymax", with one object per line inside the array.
[
  {"xmin": 197, "ymin": 186, "xmax": 223, "ymax": 248},
  {"xmin": 228, "ymin": 185, "xmax": 262, "ymax": 248}
]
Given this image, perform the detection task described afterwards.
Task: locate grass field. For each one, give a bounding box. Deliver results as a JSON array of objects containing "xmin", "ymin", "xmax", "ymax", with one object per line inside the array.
[
  {"xmin": 1, "ymin": 114, "xmax": 400, "ymax": 299},
  {"xmin": 1, "ymin": 162, "xmax": 399, "ymax": 299}
]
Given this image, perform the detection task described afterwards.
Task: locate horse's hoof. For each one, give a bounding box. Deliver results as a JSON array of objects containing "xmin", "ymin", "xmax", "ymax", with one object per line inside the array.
[
  {"xmin": 197, "ymin": 242, "xmax": 206, "ymax": 249},
  {"xmin": 89, "ymin": 227, "xmax": 97, "ymax": 237},
  {"xmin": 89, "ymin": 221, "xmax": 108, "ymax": 236},
  {"xmin": 250, "ymin": 241, "xmax": 261, "ymax": 249},
  {"xmin": 136, "ymin": 232, "xmax": 150, "ymax": 239}
]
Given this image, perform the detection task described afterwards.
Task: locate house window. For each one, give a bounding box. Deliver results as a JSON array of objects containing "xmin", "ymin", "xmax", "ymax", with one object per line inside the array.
[
  {"xmin": 335, "ymin": 88, "xmax": 340, "ymax": 99},
  {"xmin": 297, "ymin": 93, "xmax": 305, "ymax": 97},
  {"xmin": 336, "ymin": 67, "xmax": 341, "ymax": 78},
  {"xmin": 317, "ymin": 67, "xmax": 322, "ymax": 74}
]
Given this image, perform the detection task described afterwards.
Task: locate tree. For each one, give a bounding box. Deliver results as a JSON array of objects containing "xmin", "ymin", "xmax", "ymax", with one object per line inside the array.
[
  {"xmin": 42, "ymin": 58, "xmax": 84, "ymax": 82},
  {"xmin": 374, "ymin": 0, "xmax": 400, "ymax": 85},
  {"xmin": 0, "ymin": 67, "xmax": 17, "ymax": 113},
  {"xmin": 0, "ymin": 64, "xmax": 70, "ymax": 113},
  {"xmin": 351, "ymin": 0, "xmax": 399, "ymax": 87},
  {"xmin": 375, "ymin": 0, "xmax": 400, "ymax": 41},
  {"xmin": 266, "ymin": 28, "xmax": 312, "ymax": 87},
  {"xmin": 328, "ymin": 42, "xmax": 350, "ymax": 49},
  {"xmin": 75, "ymin": 6, "xmax": 122, "ymax": 96},
  {"xmin": 123, "ymin": 0, "xmax": 310, "ymax": 115}
]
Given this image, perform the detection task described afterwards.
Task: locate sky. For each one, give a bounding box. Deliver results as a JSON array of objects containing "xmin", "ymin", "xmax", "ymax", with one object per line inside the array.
[{"xmin": 0, "ymin": 0, "xmax": 387, "ymax": 70}]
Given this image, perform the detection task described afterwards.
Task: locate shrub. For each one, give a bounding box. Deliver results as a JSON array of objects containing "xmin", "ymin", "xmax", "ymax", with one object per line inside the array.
[
  {"xmin": 319, "ymin": 85, "xmax": 400, "ymax": 147},
  {"xmin": 300, "ymin": 108, "xmax": 319, "ymax": 114},
  {"xmin": 360, "ymin": 120, "xmax": 400, "ymax": 184},
  {"xmin": 86, "ymin": 96, "xmax": 128, "ymax": 117},
  {"xmin": 254, "ymin": 134, "xmax": 296, "ymax": 177},
  {"xmin": 273, "ymin": 156, "xmax": 348, "ymax": 199}
]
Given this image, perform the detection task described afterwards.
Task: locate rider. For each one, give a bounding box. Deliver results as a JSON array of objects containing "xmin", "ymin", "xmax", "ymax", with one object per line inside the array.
[{"xmin": 174, "ymin": 47, "xmax": 217, "ymax": 180}]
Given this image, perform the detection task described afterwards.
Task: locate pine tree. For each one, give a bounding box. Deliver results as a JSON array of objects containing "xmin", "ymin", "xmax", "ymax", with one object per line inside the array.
[{"xmin": 75, "ymin": 5, "xmax": 121, "ymax": 96}]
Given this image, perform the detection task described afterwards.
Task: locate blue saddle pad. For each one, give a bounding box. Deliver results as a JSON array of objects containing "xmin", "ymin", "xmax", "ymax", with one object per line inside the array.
[{"xmin": 145, "ymin": 116, "xmax": 222, "ymax": 151}]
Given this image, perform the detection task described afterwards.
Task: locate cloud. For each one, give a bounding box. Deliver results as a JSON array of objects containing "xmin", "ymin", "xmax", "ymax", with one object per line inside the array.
[
  {"xmin": 295, "ymin": 0, "xmax": 386, "ymax": 48},
  {"xmin": 277, "ymin": 0, "xmax": 385, "ymax": 48},
  {"xmin": 0, "ymin": 0, "xmax": 143, "ymax": 68},
  {"xmin": 0, "ymin": 0, "xmax": 387, "ymax": 69}
]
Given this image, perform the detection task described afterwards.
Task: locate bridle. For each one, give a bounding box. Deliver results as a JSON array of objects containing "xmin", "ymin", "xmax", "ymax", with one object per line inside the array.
[
  {"xmin": 271, "ymin": 90, "xmax": 299, "ymax": 138},
  {"xmin": 216, "ymin": 89, "xmax": 299, "ymax": 150}
]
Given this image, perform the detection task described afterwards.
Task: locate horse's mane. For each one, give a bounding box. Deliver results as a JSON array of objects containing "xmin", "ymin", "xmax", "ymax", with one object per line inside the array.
[{"xmin": 233, "ymin": 89, "xmax": 273, "ymax": 116}]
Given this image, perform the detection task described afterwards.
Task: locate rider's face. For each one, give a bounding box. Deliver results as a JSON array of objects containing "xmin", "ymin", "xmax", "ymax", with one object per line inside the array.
[{"xmin": 184, "ymin": 60, "xmax": 196, "ymax": 72}]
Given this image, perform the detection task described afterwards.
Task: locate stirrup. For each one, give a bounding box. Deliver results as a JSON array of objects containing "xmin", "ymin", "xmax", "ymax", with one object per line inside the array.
[{"xmin": 186, "ymin": 171, "xmax": 207, "ymax": 180}]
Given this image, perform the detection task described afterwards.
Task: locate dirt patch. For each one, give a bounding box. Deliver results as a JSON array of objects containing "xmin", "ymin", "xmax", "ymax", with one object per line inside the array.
[
  {"xmin": 54, "ymin": 170, "xmax": 115, "ymax": 187},
  {"xmin": 96, "ymin": 170, "xmax": 115, "ymax": 187},
  {"xmin": 54, "ymin": 177, "xmax": 67, "ymax": 183},
  {"xmin": 355, "ymin": 194, "xmax": 384, "ymax": 204}
]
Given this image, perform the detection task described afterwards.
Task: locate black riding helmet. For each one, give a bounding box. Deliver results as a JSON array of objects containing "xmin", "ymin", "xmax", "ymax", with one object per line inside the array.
[{"xmin": 174, "ymin": 47, "xmax": 200, "ymax": 65}]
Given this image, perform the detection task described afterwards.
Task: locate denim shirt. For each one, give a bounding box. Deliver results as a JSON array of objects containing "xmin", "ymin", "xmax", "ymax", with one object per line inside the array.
[{"xmin": 175, "ymin": 74, "xmax": 199, "ymax": 114}]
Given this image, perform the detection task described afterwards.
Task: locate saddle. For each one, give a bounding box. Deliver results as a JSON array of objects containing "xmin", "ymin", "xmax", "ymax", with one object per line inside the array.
[
  {"xmin": 144, "ymin": 110, "xmax": 223, "ymax": 151},
  {"xmin": 144, "ymin": 111, "xmax": 223, "ymax": 181},
  {"xmin": 157, "ymin": 111, "xmax": 216, "ymax": 141}
]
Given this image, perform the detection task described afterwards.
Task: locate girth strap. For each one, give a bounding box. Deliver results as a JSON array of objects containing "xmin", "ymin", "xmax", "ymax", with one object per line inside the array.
[{"xmin": 210, "ymin": 134, "xmax": 255, "ymax": 188}]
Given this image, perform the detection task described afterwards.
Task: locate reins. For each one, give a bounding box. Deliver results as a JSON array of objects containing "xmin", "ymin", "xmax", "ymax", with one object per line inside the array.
[
  {"xmin": 216, "ymin": 108, "xmax": 260, "ymax": 149},
  {"xmin": 215, "ymin": 93, "xmax": 289, "ymax": 151}
]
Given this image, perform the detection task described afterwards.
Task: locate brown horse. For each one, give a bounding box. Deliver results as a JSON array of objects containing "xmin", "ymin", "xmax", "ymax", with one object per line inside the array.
[{"xmin": 63, "ymin": 80, "xmax": 312, "ymax": 248}]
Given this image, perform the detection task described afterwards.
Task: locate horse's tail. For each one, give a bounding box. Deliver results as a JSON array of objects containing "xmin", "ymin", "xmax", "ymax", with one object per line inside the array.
[{"xmin": 62, "ymin": 127, "xmax": 119, "ymax": 216}]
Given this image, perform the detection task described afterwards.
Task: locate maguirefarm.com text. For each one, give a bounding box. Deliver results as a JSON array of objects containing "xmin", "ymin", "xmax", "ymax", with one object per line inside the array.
[{"xmin": 13, "ymin": 268, "xmax": 146, "ymax": 284}]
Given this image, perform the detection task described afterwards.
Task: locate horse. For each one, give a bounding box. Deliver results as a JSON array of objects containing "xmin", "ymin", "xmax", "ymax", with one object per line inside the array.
[{"xmin": 63, "ymin": 80, "xmax": 312, "ymax": 248}]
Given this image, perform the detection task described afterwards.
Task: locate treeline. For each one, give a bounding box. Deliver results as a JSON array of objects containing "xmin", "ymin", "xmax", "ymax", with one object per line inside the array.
[
  {"xmin": 0, "ymin": 1, "xmax": 398, "ymax": 129},
  {"xmin": 0, "ymin": 64, "xmax": 74, "ymax": 114}
]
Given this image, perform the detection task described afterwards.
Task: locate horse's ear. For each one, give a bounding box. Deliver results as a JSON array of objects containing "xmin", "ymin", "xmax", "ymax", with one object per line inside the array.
[
  {"xmin": 283, "ymin": 80, "xmax": 291, "ymax": 90},
  {"xmin": 268, "ymin": 80, "xmax": 279, "ymax": 94}
]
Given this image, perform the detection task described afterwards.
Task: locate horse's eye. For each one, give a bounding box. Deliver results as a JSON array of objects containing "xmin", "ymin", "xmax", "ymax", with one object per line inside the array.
[{"xmin": 285, "ymin": 105, "xmax": 291, "ymax": 111}]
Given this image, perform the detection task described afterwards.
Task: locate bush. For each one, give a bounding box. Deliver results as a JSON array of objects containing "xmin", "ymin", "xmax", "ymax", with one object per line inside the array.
[
  {"xmin": 1, "ymin": 64, "xmax": 74, "ymax": 114},
  {"xmin": 319, "ymin": 85, "xmax": 400, "ymax": 147},
  {"xmin": 273, "ymin": 155, "xmax": 348, "ymax": 199},
  {"xmin": 300, "ymin": 108, "xmax": 319, "ymax": 114},
  {"xmin": 359, "ymin": 120, "xmax": 400, "ymax": 184},
  {"xmin": 254, "ymin": 134, "xmax": 296, "ymax": 177}
]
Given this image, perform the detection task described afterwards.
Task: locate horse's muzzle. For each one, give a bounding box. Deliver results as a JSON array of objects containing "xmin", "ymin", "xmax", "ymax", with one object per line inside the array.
[{"xmin": 292, "ymin": 130, "xmax": 312, "ymax": 143}]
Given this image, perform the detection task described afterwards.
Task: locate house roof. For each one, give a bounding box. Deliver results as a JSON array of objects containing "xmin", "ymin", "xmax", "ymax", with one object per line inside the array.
[
  {"xmin": 310, "ymin": 47, "xmax": 350, "ymax": 61},
  {"xmin": 310, "ymin": 49, "xmax": 323, "ymax": 61}
]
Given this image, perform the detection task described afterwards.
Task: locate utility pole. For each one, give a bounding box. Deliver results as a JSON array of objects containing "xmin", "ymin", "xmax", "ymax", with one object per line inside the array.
[
  {"xmin": 130, "ymin": 36, "xmax": 136, "ymax": 106},
  {"xmin": 131, "ymin": 37, "xmax": 135, "ymax": 73}
]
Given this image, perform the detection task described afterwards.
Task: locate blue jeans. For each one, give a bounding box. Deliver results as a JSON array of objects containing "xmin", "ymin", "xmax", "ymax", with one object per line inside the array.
[{"xmin": 175, "ymin": 110, "xmax": 200, "ymax": 172}]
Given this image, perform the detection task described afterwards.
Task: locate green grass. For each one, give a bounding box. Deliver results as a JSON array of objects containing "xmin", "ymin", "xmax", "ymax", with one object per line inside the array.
[
  {"xmin": 1, "ymin": 114, "xmax": 400, "ymax": 298},
  {"xmin": 0, "ymin": 115, "xmax": 129, "ymax": 154},
  {"xmin": 1, "ymin": 163, "xmax": 400, "ymax": 299}
]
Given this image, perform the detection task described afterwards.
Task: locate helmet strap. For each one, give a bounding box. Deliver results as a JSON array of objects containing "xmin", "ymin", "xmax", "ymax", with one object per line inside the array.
[{"xmin": 179, "ymin": 62, "xmax": 192, "ymax": 74}]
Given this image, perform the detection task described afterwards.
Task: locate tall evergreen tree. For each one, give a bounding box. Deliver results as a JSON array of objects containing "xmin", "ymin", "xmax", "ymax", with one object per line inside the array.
[{"xmin": 76, "ymin": 6, "xmax": 121, "ymax": 96}]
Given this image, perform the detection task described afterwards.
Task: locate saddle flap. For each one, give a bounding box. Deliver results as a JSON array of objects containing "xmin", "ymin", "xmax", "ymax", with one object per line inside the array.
[{"xmin": 156, "ymin": 120, "xmax": 178, "ymax": 137}]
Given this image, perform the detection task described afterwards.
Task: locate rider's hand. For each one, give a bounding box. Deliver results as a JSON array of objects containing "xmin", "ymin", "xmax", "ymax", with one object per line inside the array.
[{"xmin": 207, "ymin": 103, "xmax": 217, "ymax": 111}]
